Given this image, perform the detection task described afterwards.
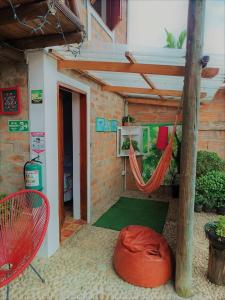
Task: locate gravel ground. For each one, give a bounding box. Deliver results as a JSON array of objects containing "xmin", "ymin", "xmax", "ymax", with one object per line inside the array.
[{"xmin": 0, "ymin": 197, "xmax": 224, "ymax": 300}]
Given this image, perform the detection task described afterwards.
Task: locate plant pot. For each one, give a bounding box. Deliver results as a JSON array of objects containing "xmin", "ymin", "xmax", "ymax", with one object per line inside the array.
[
  {"xmin": 204, "ymin": 223, "xmax": 225, "ymax": 250},
  {"xmin": 194, "ymin": 204, "xmax": 203, "ymax": 213},
  {"xmin": 123, "ymin": 122, "xmax": 129, "ymax": 126},
  {"xmin": 203, "ymin": 204, "xmax": 213, "ymax": 213},
  {"xmin": 217, "ymin": 207, "xmax": 225, "ymax": 216}
]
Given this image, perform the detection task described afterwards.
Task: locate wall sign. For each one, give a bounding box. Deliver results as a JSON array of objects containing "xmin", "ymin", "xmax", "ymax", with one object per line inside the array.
[
  {"xmin": 104, "ymin": 119, "xmax": 111, "ymax": 132},
  {"xmin": 111, "ymin": 120, "xmax": 118, "ymax": 132},
  {"xmin": 31, "ymin": 132, "xmax": 45, "ymax": 154},
  {"xmin": 96, "ymin": 117, "xmax": 105, "ymax": 132},
  {"xmin": 31, "ymin": 89, "xmax": 43, "ymax": 104},
  {"xmin": 0, "ymin": 86, "xmax": 21, "ymax": 115},
  {"xmin": 8, "ymin": 120, "xmax": 29, "ymax": 132}
]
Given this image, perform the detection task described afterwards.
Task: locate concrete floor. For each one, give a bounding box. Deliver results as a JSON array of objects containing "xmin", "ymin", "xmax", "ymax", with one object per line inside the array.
[{"xmin": 0, "ymin": 192, "xmax": 224, "ymax": 300}]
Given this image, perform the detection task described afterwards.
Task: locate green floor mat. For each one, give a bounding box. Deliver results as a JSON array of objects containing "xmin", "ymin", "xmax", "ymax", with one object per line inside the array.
[{"xmin": 93, "ymin": 197, "xmax": 169, "ymax": 233}]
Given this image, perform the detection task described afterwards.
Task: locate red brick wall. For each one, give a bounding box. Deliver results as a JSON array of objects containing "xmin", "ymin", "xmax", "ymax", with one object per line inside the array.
[
  {"xmin": 114, "ymin": 0, "xmax": 128, "ymax": 44},
  {"xmin": 127, "ymin": 88, "xmax": 225, "ymax": 190},
  {"xmin": 0, "ymin": 63, "xmax": 29, "ymax": 194}
]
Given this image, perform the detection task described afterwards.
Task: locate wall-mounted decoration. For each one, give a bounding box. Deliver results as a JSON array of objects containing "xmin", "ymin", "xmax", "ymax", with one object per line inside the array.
[
  {"xmin": 31, "ymin": 89, "xmax": 43, "ymax": 104},
  {"xmin": 0, "ymin": 86, "xmax": 21, "ymax": 115},
  {"xmin": 31, "ymin": 132, "xmax": 45, "ymax": 154},
  {"xmin": 8, "ymin": 120, "xmax": 29, "ymax": 132},
  {"xmin": 104, "ymin": 119, "xmax": 111, "ymax": 132},
  {"xmin": 96, "ymin": 117, "xmax": 105, "ymax": 132},
  {"xmin": 111, "ymin": 120, "xmax": 118, "ymax": 132}
]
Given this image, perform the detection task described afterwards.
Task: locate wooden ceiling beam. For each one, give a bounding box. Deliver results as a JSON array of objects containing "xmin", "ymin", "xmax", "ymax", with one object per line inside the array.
[
  {"xmin": 0, "ymin": 1, "xmax": 49, "ymax": 26},
  {"xmin": 127, "ymin": 98, "xmax": 180, "ymax": 107},
  {"xmin": 125, "ymin": 51, "xmax": 164, "ymax": 100},
  {"xmin": 102, "ymin": 85, "xmax": 206, "ymax": 98},
  {"xmin": 10, "ymin": 31, "xmax": 83, "ymax": 50},
  {"xmin": 58, "ymin": 60, "xmax": 219, "ymax": 78}
]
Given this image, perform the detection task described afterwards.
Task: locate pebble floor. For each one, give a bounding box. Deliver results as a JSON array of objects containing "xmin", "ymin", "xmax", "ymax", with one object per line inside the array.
[{"xmin": 0, "ymin": 197, "xmax": 225, "ymax": 300}]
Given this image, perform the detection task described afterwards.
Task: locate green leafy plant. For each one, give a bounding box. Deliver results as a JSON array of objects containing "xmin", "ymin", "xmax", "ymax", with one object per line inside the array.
[
  {"xmin": 195, "ymin": 171, "xmax": 225, "ymax": 210},
  {"xmin": 215, "ymin": 216, "xmax": 225, "ymax": 238},
  {"xmin": 122, "ymin": 115, "xmax": 135, "ymax": 125},
  {"xmin": 121, "ymin": 138, "xmax": 139, "ymax": 152},
  {"xmin": 196, "ymin": 150, "xmax": 225, "ymax": 178},
  {"xmin": 164, "ymin": 28, "xmax": 187, "ymax": 49}
]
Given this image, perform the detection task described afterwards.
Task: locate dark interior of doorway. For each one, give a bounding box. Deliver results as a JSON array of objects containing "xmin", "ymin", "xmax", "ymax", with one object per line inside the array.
[{"xmin": 62, "ymin": 90, "xmax": 73, "ymax": 218}]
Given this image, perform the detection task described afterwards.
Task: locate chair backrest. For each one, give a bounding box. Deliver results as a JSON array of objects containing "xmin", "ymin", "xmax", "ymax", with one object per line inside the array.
[{"xmin": 0, "ymin": 190, "xmax": 50, "ymax": 287}]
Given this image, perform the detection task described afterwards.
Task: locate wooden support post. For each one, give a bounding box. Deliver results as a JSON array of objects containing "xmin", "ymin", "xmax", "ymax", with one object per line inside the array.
[{"xmin": 175, "ymin": 0, "xmax": 206, "ymax": 297}]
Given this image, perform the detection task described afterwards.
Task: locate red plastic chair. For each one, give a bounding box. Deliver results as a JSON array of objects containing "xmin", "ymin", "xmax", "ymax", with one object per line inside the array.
[{"xmin": 0, "ymin": 190, "xmax": 50, "ymax": 299}]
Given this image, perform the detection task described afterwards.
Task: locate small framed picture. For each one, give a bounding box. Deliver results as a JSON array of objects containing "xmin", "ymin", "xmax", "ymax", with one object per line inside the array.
[
  {"xmin": 104, "ymin": 119, "xmax": 111, "ymax": 132},
  {"xmin": 0, "ymin": 86, "xmax": 21, "ymax": 115},
  {"xmin": 111, "ymin": 120, "xmax": 118, "ymax": 132},
  {"xmin": 96, "ymin": 117, "xmax": 105, "ymax": 132}
]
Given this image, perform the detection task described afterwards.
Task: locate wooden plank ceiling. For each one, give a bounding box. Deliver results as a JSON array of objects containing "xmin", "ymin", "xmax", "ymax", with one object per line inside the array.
[{"xmin": 0, "ymin": 0, "xmax": 83, "ymax": 62}]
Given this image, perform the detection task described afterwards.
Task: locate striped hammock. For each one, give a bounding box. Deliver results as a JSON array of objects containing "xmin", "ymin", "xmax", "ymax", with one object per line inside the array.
[{"xmin": 129, "ymin": 117, "xmax": 178, "ymax": 193}]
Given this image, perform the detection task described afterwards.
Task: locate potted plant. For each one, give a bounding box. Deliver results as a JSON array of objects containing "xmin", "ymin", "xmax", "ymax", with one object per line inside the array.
[
  {"xmin": 195, "ymin": 171, "xmax": 225, "ymax": 213},
  {"xmin": 121, "ymin": 138, "xmax": 139, "ymax": 152},
  {"xmin": 204, "ymin": 216, "xmax": 225, "ymax": 285},
  {"xmin": 122, "ymin": 115, "xmax": 135, "ymax": 126},
  {"xmin": 216, "ymin": 199, "xmax": 225, "ymax": 216}
]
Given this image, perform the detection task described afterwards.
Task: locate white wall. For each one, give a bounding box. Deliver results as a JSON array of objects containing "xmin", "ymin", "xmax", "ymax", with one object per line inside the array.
[{"xmin": 27, "ymin": 50, "xmax": 91, "ymax": 257}]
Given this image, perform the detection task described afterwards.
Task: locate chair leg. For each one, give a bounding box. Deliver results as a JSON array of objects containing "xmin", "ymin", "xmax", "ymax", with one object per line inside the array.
[
  {"xmin": 29, "ymin": 264, "xmax": 45, "ymax": 283},
  {"xmin": 6, "ymin": 284, "xmax": 9, "ymax": 300}
]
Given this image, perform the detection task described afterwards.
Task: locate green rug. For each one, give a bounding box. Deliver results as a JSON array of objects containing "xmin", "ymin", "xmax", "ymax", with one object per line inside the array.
[{"xmin": 94, "ymin": 197, "xmax": 169, "ymax": 233}]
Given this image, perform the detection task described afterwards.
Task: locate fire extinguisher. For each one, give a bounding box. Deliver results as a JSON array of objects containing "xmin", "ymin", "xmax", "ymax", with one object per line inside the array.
[{"xmin": 24, "ymin": 157, "xmax": 43, "ymax": 191}]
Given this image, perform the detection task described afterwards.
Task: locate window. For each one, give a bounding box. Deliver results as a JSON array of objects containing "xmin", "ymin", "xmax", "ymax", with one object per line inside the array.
[{"xmin": 91, "ymin": 0, "xmax": 122, "ymax": 31}]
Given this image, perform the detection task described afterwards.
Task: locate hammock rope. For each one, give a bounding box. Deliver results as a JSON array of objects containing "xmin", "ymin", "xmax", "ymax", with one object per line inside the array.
[{"xmin": 129, "ymin": 115, "xmax": 179, "ymax": 193}]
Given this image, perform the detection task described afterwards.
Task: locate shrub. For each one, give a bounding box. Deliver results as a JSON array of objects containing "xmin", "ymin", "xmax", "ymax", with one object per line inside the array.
[
  {"xmin": 215, "ymin": 216, "xmax": 225, "ymax": 238},
  {"xmin": 196, "ymin": 150, "xmax": 225, "ymax": 178},
  {"xmin": 195, "ymin": 171, "xmax": 225, "ymax": 209}
]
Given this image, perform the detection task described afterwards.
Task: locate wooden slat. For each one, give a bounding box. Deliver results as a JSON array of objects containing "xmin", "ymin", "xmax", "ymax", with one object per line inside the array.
[
  {"xmin": 125, "ymin": 51, "xmax": 164, "ymax": 100},
  {"xmin": 127, "ymin": 98, "xmax": 180, "ymax": 107},
  {"xmin": 58, "ymin": 60, "xmax": 219, "ymax": 78},
  {"xmin": 0, "ymin": 1, "xmax": 49, "ymax": 26},
  {"xmin": 102, "ymin": 85, "xmax": 206, "ymax": 98},
  {"xmin": 10, "ymin": 31, "xmax": 83, "ymax": 50}
]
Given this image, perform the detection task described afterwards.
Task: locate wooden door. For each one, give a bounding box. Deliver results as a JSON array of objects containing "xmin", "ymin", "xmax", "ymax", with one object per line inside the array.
[
  {"xmin": 80, "ymin": 94, "xmax": 87, "ymax": 221},
  {"xmin": 58, "ymin": 90, "xmax": 65, "ymax": 230}
]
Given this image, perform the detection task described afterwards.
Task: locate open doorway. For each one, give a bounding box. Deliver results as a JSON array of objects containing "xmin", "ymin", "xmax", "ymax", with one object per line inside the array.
[{"xmin": 58, "ymin": 87, "xmax": 87, "ymax": 242}]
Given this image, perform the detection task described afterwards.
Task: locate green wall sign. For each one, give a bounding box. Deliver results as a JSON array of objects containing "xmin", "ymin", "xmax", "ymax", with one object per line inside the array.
[{"xmin": 8, "ymin": 120, "xmax": 29, "ymax": 132}]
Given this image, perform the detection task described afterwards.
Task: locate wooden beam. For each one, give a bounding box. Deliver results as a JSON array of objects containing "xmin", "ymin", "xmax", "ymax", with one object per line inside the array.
[
  {"xmin": 175, "ymin": 0, "xmax": 206, "ymax": 297},
  {"xmin": 102, "ymin": 85, "xmax": 206, "ymax": 98},
  {"xmin": 125, "ymin": 51, "xmax": 164, "ymax": 100},
  {"xmin": 127, "ymin": 98, "xmax": 180, "ymax": 107},
  {"xmin": 58, "ymin": 60, "xmax": 219, "ymax": 78},
  {"xmin": 0, "ymin": 1, "xmax": 49, "ymax": 26},
  {"xmin": 10, "ymin": 32, "xmax": 83, "ymax": 50}
]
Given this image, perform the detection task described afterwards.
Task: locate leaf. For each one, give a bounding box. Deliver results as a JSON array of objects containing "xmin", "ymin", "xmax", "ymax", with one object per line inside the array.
[
  {"xmin": 164, "ymin": 28, "xmax": 176, "ymax": 48},
  {"xmin": 177, "ymin": 30, "xmax": 187, "ymax": 49}
]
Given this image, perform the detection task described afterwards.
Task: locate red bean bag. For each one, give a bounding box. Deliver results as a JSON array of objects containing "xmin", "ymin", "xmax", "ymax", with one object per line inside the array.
[{"xmin": 113, "ymin": 225, "xmax": 173, "ymax": 288}]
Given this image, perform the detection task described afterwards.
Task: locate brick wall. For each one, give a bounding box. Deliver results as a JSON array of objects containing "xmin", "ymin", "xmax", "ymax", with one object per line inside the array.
[
  {"xmin": 0, "ymin": 63, "xmax": 29, "ymax": 194},
  {"xmin": 114, "ymin": 0, "xmax": 127, "ymax": 44},
  {"xmin": 127, "ymin": 88, "xmax": 225, "ymax": 189}
]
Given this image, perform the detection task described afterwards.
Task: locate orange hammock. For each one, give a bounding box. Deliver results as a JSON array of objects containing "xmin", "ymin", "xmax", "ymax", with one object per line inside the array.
[{"xmin": 129, "ymin": 116, "xmax": 178, "ymax": 193}]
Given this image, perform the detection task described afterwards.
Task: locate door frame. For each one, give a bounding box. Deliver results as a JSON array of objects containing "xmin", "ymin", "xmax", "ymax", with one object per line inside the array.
[{"xmin": 57, "ymin": 79, "xmax": 91, "ymax": 226}]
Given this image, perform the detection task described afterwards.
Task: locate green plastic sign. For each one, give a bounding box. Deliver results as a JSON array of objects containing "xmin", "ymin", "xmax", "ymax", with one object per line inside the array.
[{"xmin": 8, "ymin": 120, "xmax": 29, "ymax": 132}]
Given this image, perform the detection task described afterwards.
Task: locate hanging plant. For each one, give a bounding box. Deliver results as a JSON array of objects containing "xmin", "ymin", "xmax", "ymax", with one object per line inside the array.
[{"xmin": 121, "ymin": 138, "xmax": 139, "ymax": 152}]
